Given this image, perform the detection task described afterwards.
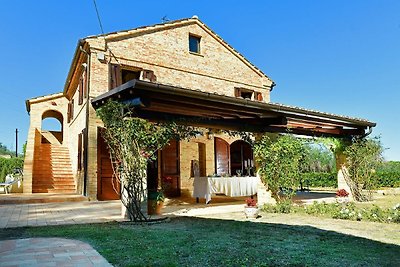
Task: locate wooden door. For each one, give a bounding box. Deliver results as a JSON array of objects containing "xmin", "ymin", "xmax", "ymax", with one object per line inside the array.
[
  {"xmin": 161, "ymin": 139, "xmax": 180, "ymax": 197},
  {"xmin": 215, "ymin": 137, "xmax": 230, "ymax": 175},
  {"xmin": 97, "ymin": 128, "xmax": 120, "ymax": 200}
]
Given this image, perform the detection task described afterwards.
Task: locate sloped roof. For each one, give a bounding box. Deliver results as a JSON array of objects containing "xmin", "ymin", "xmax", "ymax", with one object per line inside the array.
[
  {"xmin": 92, "ymin": 80, "xmax": 375, "ymax": 138},
  {"xmin": 25, "ymin": 92, "xmax": 64, "ymax": 113},
  {"xmin": 84, "ymin": 17, "xmax": 274, "ymax": 84}
]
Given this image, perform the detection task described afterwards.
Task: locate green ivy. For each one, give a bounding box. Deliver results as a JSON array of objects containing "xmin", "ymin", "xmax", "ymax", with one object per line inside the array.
[
  {"xmin": 254, "ymin": 134, "xmax": 307, "ymax": 201},
  {"xmin": 96, "ymin": 100, "xmax": 201, "ymax": 222}
]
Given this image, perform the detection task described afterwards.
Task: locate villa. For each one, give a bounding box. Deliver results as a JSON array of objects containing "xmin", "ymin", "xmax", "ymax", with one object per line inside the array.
[{"xmin": 23, "ymin": 17, "xmax": 375, "ymax": 204}]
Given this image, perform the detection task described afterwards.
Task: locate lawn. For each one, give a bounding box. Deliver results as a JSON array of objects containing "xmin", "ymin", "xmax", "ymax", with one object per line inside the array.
[{"xmin": 1, "ymin": 216, "xmax": 399, "ymax": 267}]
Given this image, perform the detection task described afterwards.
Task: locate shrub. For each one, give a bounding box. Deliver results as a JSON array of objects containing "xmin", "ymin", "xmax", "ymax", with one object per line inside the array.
[
  {"xmin": 0, "ymin": 157, "xmax": 23, "ymax": 182},
  {"xmin": 255, "ymin": 134, "xmax": 307, "ymax": 200},
  {"xmin": 300, "ymin": 172, "xmax": 337, "ymax": 188},
  {"xmin": 372, "ymin": 161, "xmax": 400, "ymax": 188},
  {"xmin": 264, "ymin": 201, "xmax": 400, "ymax": 224},
  {"xmin": 262, "ymin": 199, "xmax": 294, "ymax": 214}
]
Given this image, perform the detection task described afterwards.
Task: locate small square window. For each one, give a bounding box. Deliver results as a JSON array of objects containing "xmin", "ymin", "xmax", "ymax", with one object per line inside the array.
[{"xmin": 189, "ymin": 35, "xmax": 201, "ymax": 54}]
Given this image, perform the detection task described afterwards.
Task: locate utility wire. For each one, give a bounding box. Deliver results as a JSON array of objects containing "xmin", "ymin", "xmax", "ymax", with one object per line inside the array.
[
  {"xmin": 92, "ymin": 0, "xmax": 120, "ymax": 65},
  {"xmin": 93, "ymin": 0, "xmax": 105, "ymax": 35}
]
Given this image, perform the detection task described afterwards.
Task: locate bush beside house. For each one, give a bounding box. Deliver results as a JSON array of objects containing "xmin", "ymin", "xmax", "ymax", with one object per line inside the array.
[{"xmin": 0, "ymin": 157, "xmax": 23, "ymax": 183}]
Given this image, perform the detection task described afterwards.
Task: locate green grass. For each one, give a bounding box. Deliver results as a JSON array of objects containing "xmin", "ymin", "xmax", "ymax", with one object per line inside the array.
[{"xmin": 1, "ymin": 217, "xmax": 399, "ymax": 267}]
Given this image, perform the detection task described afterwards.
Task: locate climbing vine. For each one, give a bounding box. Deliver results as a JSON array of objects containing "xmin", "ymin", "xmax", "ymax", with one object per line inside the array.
[
  {"xmin": 343, "ymin": 136, "xmax": 383, "ymax": 201},
  {"xmin": 254, "ymin": 134, "xmax": 308, "ymax": 201},
  {"xmin": 97, "ymin": 100, "xmax": 201, "ymax": 222}
]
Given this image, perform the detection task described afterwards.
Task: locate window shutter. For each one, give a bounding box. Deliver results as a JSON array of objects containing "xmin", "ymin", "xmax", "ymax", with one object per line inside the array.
[
  {"xmin": 78, "ymin": 78, "xmax": 83, "ymax": 105},
  {"xmin": 67, "ymin": 102, "xmax": 72, "ymax": 123},
  {"xmin": 214, "ymin": 137, "xmax": 230, "ymax": 175},
  {"xmin": 77, "ymin": 133, "xmax": 82, "ymax": 171},
  {"xmin": 70, "ymin": 99, "xmax": 74, "ymax": 121},
  {"xmin": 83, "ymin": 70, "xmax": 88, "ymax": 99},
  {"xmin": 109, "ymin": 64, "xmax": 122, "ymax": 90},
  {"xmin": 255, "ymin": 92, "xmax": 263, "ymax": 101},
  {"xmin": 234, "ymin": 88, "xmax": 241, "ymax": 97}
]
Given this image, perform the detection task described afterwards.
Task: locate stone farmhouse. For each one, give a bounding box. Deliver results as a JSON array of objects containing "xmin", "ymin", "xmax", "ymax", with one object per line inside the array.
[{"xmin": 23, "ymin": 17, "xmax": 375, "ymax": 203}]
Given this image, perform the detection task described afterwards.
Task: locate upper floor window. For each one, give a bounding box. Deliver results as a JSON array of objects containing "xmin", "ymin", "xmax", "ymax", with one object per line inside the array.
[
  {"xmin": 109, "ymin": 64, "xmax": 157, "ymax": 90},
  {"xmin": 189, "ymin": 34, "xmax": 201, "ymax": 54},
  {"xmin": 234, "ymin": 88, "xmax": 263, "ymax": 101}
]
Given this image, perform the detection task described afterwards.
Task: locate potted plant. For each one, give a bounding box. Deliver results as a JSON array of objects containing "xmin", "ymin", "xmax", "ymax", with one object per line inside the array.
[
  {"xmin": 148, "ymin": 190, "xmax": 165, "ymax": 215},
  {"xmin": 244, "ymin": 197, "xmax": 259, "ymax": 218},
  {"xmin": 336, "ymin": 189, "xmax": 350, "ymax": 203}
]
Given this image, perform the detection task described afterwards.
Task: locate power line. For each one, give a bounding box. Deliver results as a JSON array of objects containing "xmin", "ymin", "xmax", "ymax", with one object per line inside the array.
[
  {"xmin": 92, "ymin": 0, "xmax": 105, "ymax": 35},
  {"xmin": 92, "ymin": 0, "xmax": 120, "ymax": 65}
]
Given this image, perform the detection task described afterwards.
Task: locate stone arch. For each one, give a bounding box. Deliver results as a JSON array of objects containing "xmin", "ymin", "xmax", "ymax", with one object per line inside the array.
[{"xmin": 41, "ymin": 109, "xmax": 64, "ymax": 144}]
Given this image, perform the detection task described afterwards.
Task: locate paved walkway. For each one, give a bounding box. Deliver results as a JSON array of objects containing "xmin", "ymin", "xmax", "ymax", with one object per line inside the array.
[
  {"xmin": 0, "ymin": 238, "xmax": 112, "ymax": 267},
  {"xmin": 0, "ymin": 201, "xmax": 123, "ymax": 228}
]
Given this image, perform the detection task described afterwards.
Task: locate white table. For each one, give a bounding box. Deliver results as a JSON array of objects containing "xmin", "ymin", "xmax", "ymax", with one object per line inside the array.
[{"xmin": 192, "ymin": 176, "xmax": 259, "ymax": 204}]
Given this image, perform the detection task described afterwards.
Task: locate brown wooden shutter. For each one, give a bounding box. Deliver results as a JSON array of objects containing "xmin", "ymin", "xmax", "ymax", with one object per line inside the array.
[
  {"xmin": 83, "ymin": 70, "xmax": 88, "ymax": 99},
  {"xmin": 234, "ymin": 88, "xmax": 241, "ymax": 97},
  {"xmin": 143, "ymin": 70, "xmax": 157, "ymax": 82},
  {"xmin": 255, "ymin": 92, "xmax": 263, "ymax": 101},
  {"xmin": 109, "ymin": 64, "xmax": 122, "ymax": 90},
  {"xmin": 70, "ymin": 99, "xmax": 74, "ymax": 120},
  {"xmin": 162, "ymin": 140, "xmax": 179, "ymax": 175},
  {"xmin": 67, "ymin": 102, "xmax": 72, "ymax": 123},
  {"xmin": 78, "ymin": 78, "xmax": 83, "ymax": 105},
  {"xmin": 161, "ymin": 139, "xmax": 180, "ymax": 197},
  {"xmin": 77, "ymin": 132, "xmax": 82, "ymax": 171},
  {"xmin": 214, "ymin": 137, "xmax": 230, "ymax": 175}
]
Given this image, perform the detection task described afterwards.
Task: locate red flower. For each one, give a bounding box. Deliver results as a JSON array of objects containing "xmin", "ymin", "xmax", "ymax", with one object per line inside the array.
[
  {"xmin": 336, "ymin": 189, "xmax": 349, "ymax": 197},
  {"xmin": 245, "ymin": 198, "xmax": 257, "ymax": 207}
]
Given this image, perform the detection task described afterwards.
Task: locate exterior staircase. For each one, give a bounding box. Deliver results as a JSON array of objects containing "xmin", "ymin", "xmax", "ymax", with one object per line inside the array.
[{"xmin": 32, "ymin": 144, "xmax": 76, "ymax": 193}]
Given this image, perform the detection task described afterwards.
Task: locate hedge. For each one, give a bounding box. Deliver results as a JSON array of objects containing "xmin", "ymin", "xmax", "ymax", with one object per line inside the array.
[
  {"xmin": 0, "ymin": 157, "xmax": 24, "ymax": 182},
  {"xmin": 300, "ymin": 172, "xmax": 337, "ymax": 188},
  {"xmin": 373, "ymin": 171, "xmax": 400, "ymax": 188}
]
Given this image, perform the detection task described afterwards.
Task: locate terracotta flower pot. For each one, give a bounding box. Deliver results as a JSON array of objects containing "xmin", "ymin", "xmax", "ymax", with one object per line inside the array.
[
  {"xmin": 244, "ymin": 206, "xmax": 259, "ymax": 218},
  {"xmin": 148, "ymin": 200, "xmax": 163, "ymax": 215}
]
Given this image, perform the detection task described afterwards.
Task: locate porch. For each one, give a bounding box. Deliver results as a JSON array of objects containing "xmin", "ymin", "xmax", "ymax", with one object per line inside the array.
[{"xmin": 0, "ymin": 191, "xmax": 336, "ymax": 228}]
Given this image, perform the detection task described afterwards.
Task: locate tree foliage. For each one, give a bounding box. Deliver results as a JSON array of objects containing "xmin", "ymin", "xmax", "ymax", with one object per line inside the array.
[
  {"xmin": 343, "ymin": 137, "xmax": 384, "ymax": 201},
  {"xmin": 0, "ymin": 143, "xmax": 14, "ymax": 157},
  {"xmin": 96, "ymin": 100, "xmax": 201, "ymax": 222},
  {"xmin": 254, "ymin": 134, "xmax": 307, "ymax": 201}
]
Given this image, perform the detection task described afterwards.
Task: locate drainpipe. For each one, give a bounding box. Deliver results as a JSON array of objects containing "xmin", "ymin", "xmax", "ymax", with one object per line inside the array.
[{"xmin": 80, "ymin": 45, "xmax": 91, "ymax": 197}]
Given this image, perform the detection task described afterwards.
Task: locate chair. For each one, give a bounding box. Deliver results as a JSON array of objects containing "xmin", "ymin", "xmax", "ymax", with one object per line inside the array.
[{"xmin": 0, "ymin": 174, "xmax": 21, "ymax": 194}]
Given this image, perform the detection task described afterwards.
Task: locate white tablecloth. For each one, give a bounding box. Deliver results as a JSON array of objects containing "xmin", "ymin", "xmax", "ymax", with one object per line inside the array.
[{"xmin": 192, "ymin": 176, "xmax": 259, "ymax": 203}]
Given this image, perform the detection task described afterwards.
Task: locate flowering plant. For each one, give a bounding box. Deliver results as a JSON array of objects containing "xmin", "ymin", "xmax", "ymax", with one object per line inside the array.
[
  {"xmin": 336, "ymin": 189, "xmax": 349, "ymax": 197},
  {"xmin": 245, "ymin": 198, "xmax": 257, "ymax": 207}
]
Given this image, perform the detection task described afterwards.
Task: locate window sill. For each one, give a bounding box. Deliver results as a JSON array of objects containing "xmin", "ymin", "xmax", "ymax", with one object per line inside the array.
[{"xmin": 189, "ymin": 51, "xmax": 204, "ymax": 57}]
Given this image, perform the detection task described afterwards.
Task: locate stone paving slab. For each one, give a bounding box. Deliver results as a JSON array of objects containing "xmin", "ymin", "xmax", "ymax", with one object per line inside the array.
[
  {"xmin": 0, "ymin": 238, "xmax": 112, "ymax": 267},
  {"xmin": 0, "ymin": 201, "xmax": 123, "ymax": 229}
]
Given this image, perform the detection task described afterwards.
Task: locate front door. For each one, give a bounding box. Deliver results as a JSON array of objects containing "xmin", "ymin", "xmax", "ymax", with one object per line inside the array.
[{"xmin": 97, "ymin": 128, "xmax": 120, "ymax": 200}]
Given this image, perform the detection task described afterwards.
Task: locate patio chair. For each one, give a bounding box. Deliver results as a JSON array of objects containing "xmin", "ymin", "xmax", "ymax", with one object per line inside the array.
[{"xmin": 0, "ymin": 174, "xmax": 21, "ymax": 194}]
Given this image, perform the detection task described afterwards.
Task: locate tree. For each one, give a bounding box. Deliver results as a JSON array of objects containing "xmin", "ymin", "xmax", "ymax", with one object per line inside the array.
[
  {"xmin": 0, "ymin": 143, "xmax": 14, "ymax": 157},
  {"xmin": 343, "ymin": 137, "xmax": 383, "ymax": 201},
  {"xmin": 96, "ymin": 100, "xmax": 200, "ymax": 222},
  {"xmin": 254, "ymin": 134, "xmax": 307, "ymax": 201}
]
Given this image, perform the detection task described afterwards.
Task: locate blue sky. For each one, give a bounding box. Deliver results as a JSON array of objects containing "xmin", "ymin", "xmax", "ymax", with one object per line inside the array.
[{"xmin": 0, "ymin": 0, "xmax": 399, "ymax": 160}]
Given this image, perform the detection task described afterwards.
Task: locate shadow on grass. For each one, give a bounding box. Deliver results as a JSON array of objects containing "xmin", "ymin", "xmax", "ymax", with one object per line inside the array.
[{"xmin": 1, "ymin": 216, "xmax": 398, "ymax": 266}]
